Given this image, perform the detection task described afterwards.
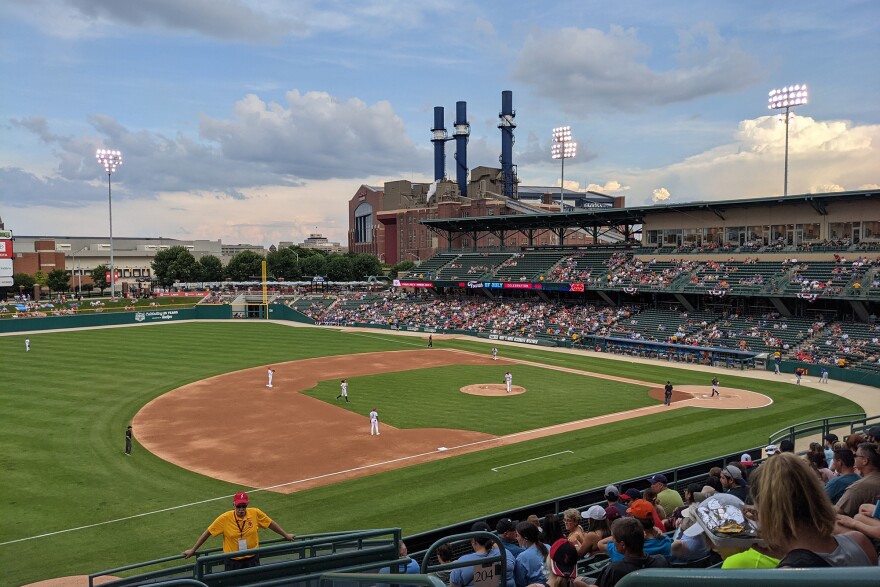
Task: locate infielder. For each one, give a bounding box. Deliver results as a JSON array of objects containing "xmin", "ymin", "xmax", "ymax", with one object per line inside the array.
[
  {"xmin": 492, "ymin": 347, "xmax": 498, "ymax": 361},
  {"xmin": 25, "ymin": 338, "xmax": 30, "ymax": 352},
  {"xmin": 369, "ymin": 407, "xmax": 380, "ymax": 436},
  {"xmin": 820, "ymin": 366, "xmax": 829, "ymax": 384},
  {"xmin": 427, "ymin": 334, "xmax": 433, "ymax": 348},
  {"xmin": 711, "ymin": 377, "xmax": 720, "ymax": 397},
  {"xmin": 504, "ymin": 371, "xmax": 512, "ymax": 393},
  {"xmin": 266, "ymin": 368, "xmax": 275, "ymax": 388},
  {"xmin": 336, "ymin": 379, "xmax": 350, "ymax": 402}
]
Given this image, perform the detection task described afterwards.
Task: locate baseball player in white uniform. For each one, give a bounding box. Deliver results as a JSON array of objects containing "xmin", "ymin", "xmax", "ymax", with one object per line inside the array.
[
  {"xmin": 504, "ymin": 371, "xmax": 512, "ymax": 393},
  {"xmin": 266, "ymin": 368, "xmax": 275, "ymax": 388},
  {"xmin": 711, "ymin": 377, "xmax": 719, "ymax": 397},
  {"xmin": 25, "ymin": 338, "xmax": 31, "ymax": 352},
  {"xmin": 492, "ymin": 347, "xmax": 498, "ymax": 361},
  {"xmin": 336, "ymin": 379, "xmax": 350, "ymax": 402},
  {"xmin": 369, "ymin": 408, "xmax": 380, "ymax": 436}
]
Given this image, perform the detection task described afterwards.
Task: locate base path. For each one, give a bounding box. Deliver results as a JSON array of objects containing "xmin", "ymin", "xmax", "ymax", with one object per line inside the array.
[{"xmin": 135, "ymin": 349, "xmax": 770, "ymax": 494}]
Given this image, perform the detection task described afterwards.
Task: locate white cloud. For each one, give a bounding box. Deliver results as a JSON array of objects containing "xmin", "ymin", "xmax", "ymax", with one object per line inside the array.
[
  {"xmin": 585, "ymin": 180, "xmax": 629, "ymax": 194},
  {"xmin": 652, "ymin": 187, "xmax": 671, "ymax": 203},
  {"xmin": 512, "ymin": 24, "xmax": 761, "ymax": 114}
]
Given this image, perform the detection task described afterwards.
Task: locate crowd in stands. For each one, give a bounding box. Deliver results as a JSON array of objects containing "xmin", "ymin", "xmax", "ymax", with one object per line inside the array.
[{"xmin": 422, "ymin": 428, "xmax": 880, "ymax": 586}]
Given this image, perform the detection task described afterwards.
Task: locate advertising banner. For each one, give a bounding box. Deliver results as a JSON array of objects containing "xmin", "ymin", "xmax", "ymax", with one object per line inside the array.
[
  {"xmin": 393, "ymin": 280, "xmax": 433, "ymax": 288},
  {"xmin": 0, "ymin": 276, "xmax": 12, "ymax": 287},
  {"xmin": 0, "ymin": 258, "xmax": 12, "ymax": 277},
  {"xmin": 0, "ymin": 239, "xmax": 12, "ymax": 259}
]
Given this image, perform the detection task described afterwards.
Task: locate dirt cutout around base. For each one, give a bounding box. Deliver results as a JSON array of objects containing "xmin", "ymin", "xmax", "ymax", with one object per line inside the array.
[
  {"xmin": 135, "ymin": 349, "xmax": 771, "ymax": 494},
  {"xmin": 461, "ymin": 383, "xmax": 526, "ymax": 396}
]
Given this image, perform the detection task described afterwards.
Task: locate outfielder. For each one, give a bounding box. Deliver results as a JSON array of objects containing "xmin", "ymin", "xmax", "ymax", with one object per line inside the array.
[
  {"xmin": 25, "ymin": 338, "xmax": 30, "ymax": 352},
  {"xmin": 504, "ymin": 371, "xmax": 512, "ymax": 393},
  {"xmin": 492, "ymin": 347, "xmax": 498, "ymax": 361},
  {"xmin": 369, "ymin": 407, "xmax": 380, "ymax": 436},
  {"xmin": 336, "ymin": 379, "xmax": 350, "ymax": 402},
  {"xmin": 711, "ymin": 377, "xmax": 720, "ymax": 397},
  {"xmin": 266, "ymin": 368, "xmax": 275, "ymax": 388},
  {"xmin": 820, "ymin": 366, "xmax": 829, "ymax": 384}
]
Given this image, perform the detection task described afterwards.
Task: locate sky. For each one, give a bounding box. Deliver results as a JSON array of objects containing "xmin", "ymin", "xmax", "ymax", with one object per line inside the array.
[{"xmin": 1, "ymin": 0, "xmax": 879, "ymax": 247}]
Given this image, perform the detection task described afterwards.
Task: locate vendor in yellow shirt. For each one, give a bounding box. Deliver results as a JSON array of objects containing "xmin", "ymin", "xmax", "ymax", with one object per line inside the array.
[{"xmin": 183, "ymin": 491, "xmax": 296, "ymax": 571}]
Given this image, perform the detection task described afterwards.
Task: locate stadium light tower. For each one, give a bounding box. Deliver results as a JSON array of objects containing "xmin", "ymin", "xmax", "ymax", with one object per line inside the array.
[
  {"xmin": 551, "ymin": 126, "xmax": 577, "ymax": 211},
  {"xmin": 768, "ymin": 84, "xmax": 808, "ymax": 197},
  {"xmin": 96, "ymin": 149, "xmax": 123, "ymax": 299}
]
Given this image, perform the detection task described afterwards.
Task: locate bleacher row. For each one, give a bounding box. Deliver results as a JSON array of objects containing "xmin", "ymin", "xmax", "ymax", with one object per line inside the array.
[
  {"xmin": 403, "ymin": 250, "xmax": 880, "ymax": 300},
  {"xmin": 311, "ymin": 295, "xmax": 880, "ymax": 372}
]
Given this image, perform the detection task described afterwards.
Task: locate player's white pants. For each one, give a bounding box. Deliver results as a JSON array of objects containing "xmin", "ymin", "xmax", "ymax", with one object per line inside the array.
[{"xmin": 371, "ymin": 421, "xmax": 379, "ymax": 435}]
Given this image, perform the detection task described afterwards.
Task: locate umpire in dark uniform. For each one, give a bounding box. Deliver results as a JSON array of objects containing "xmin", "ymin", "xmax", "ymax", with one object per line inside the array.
[
  {"xmin": 125, "ymin": 425, "xmax": 133, "ymax": 456},
  {"xmin": 664, "ymin": 381, "xmax": 673, "ymax": 406}
]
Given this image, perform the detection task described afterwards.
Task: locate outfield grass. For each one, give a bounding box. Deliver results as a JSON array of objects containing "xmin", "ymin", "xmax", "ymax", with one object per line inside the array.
[{"xmin": 0, "ymin": 323, "xmax": 863, "ymax": 585}]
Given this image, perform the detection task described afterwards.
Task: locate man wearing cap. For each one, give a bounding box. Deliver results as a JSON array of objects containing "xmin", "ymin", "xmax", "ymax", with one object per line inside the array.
[
  {"xmin": 867, "ymin": 426, "xmax": 880, "ymax": 443},
  {"xmin": 183, "ymin": 491, "xmax": 296, "ymax": 570},
  {"xmin": 370, "ymin": 407, "xmax": 380, "ymax": 436},
  {"xmin": 598, "ymin": 499, "xmax": 672, "ymax": 562},
  {"xmin": 597, "ymin": 518, "xmax": 668, "ymax": 587},
  {"xmin": 764, "ymin": 444, "xmax": 778, "ymax": 458},
  {"xmin": 604, "ymin": 485, "xmax": 628, "ymax": 518},
  {"xmin": 720, "ymin": 465, "xmax": 749, "ymax": 502},
  {"xmin": 648, "ymin": 474, "xmax": 683, "ymax": 516},
  {"xmin": 495, "ymin": 518, "xmax": 525, "ymax": 557},
  {"xmin": 545, "ymin": 539, "xmax": 585, "ymax": 586}
]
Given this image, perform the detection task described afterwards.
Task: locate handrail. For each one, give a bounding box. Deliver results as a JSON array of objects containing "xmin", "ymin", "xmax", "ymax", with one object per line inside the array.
[
  {"xmin": 616, "ymin": 567, "xmax": 880, "ymax": 586},
  {"xmin": 321, "ymin": 571, "xmax": 446, "ymax": 587},
  {"xmin": 768, "ymin": 412, "xmax": 866, "ymax": 444},
  {"xmin": 418, "ymin": 532, "xmax": 507, "ymax": 587}
]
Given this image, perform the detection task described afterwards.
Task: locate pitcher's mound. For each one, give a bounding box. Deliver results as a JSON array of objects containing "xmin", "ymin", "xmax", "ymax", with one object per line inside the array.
[{"xmin": 461, "ymin": 383, "xmax": 526, "ymax": 396}]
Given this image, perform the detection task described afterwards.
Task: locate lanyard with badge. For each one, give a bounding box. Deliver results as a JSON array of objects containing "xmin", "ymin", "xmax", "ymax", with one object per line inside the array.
[{"xmin": 235, "ymin": 512, "xmax": 249, "ymax": 551}]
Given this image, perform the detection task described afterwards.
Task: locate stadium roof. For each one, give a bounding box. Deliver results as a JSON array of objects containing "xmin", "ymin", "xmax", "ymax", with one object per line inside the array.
[{"xmin": 421, "ymin": 189, "xmax": 880, "ymax": 233}]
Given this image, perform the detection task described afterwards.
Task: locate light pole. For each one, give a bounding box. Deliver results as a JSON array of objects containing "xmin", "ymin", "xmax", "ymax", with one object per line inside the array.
[
  {"xmin": 768, "ymin": 85, "xmax": 808, "ymax": 197},
  {"xmin": 96, "ymin": 149, "xmax": 123, "ymax": 298},
  {"xmin": 71, "ymin": 246, "xmax": 87, "ymax": 297},
  {"xmin": 551, "ymin": 126, "xmax": 576, "ymax": 211}
]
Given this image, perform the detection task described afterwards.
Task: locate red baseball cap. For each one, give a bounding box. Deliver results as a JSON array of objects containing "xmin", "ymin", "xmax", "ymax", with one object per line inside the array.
[
  {"xmin": 233, "ymin": 491, "xmax": 249, "ymax": 505},
  {"xmin": 548, "ymin": 539, "xmax": 578, "ymax": 578}
]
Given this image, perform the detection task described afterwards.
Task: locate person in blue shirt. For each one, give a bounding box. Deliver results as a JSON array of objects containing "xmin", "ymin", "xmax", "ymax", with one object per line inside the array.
[
  {"xmin": 496, "ymin": 518, "xmax": 525, "ymax": 558},
  {"xmin": 378, "ymin": 541, "xmax": 420, "ymax": 587},
  {"xmin": 450, "ymin": 522, "xmax": 515, "ymax": 587},
  {"xmin": 513, "ymin": 521, "xmax": 549, "ymax": 587},
  {"xmin": 597, "ymin": 499, "xmax": 672, "ymax": 562},
  {"xmin": 825, "ymin": 449, "xmax": 861, "ymax": 505}
]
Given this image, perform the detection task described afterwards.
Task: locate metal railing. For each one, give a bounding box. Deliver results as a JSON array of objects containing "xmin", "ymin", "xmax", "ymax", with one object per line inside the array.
[{"xmin": 768, "ymin": 412, "xmax": 867, "ymax": 445}]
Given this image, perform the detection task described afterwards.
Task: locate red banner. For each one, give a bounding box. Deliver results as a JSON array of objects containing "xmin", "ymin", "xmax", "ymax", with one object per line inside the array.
[
  {"xmin": 105, "ymin": 270, "xmax": 120, "ymax": 282},
  {"xmin": 0, "ymin": 239, "xmax": 12, "ymax": 259}
]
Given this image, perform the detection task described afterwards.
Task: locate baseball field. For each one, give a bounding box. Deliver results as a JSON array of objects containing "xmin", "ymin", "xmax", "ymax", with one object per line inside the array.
[{"xmin": 0, "ymin": 321, "xmax": 863, "ymax": 585}]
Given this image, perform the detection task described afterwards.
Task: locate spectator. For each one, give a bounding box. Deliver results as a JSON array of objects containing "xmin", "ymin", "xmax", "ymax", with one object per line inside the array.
[
  {"xmin": 432, "ymin": 543, "xmax": 454, "ymax": 586},
  {"xmin": 807, "ymin": 452, "xmax": 835, "ymax": 483},
  {"xmin": 596, "ymin": 518, "xmax": 669, "ymax": 587},
  {"xmin": 764, "ymin": 444, "xmax": 778, "ymax": 458},
  {"xmin": 867, "ymin": 426, "xmax": 880, "ymax": 443},
  {"xmin": 529, "ymin": 539, "xmax": 590, "ymax": 587},
  {"xmin": 670, "ymin": 504, "xmax": 713, "ymax": 564},
  {"xmin": 578, "ymin": 505, "xmax": 611, "ymax": 557},
  {"xmin": 779, "ymin": 438, "xmax": 795, "ymax": 454},
  {"xmin": 604, "ymin": 485, "xmax": 628, "ymax": 518},
  {"xmin": 182, "ymin": 491, "xmax": 296, "ymax": 570},
  {"xmin": 750, "ymin": 452, "xmax": 876, "ymax": 567},
  {"xmin": 603, "ymin": 506, "xmax": 622, "ymax": 525},
  {"xmin": 378, "ymin": 541, "xmax": 420, "ymax": 586},
  {"xmin": 450, "ymin": 522, "xmax": 515, "ymax": 587},
  {"xmin": 836, "ymin": 442, "xmax": 880, "ymax": 517},
  {"xmin": 835, "ymin": 501, "xmax": 880, "ymax": 542},
  {"xmin": 497, "ymin": 518, "xmax": 526, "ymax": 557},
  {"xmin": 647, "ymin": 473, "xmax": 683, "ymax": 516},
  {"xmin": 562, "ymin": 509, "xmax": 587, "ymax": 555},
  {"xmin": 640, "ymin": 489, "xmax": 667, "ymax": 529},
  {"xmin": 598, "ymin": 499, "xmax": 672, "ymax": 561},
  {"xmin": 704, "ymin": 467, "xmax": 724, "ymax": 493},
  {"xmin": 663, "ymin": 483, "xmax": 702, "ymax": 531},
  {"xmin": 825, "ymin": 449, "xmax": 860, "ymax": 505},
  {"xmin": 720, "ymin": 465, "xmax": 750, "ymax": 502},
  {"xmin": 541, "ymin": 514, "xmax": 564, "ymax": 544},
  {"xmin": 823, "ymin": 434, "xmax": 839, "ymax": 463},
  {"xmin": 514, "ymin": 521, "xmax": 549, "ymax": 587},
  {"xmin": 845, "ymin": 433, "xmax": 866, "ymax": 453}
]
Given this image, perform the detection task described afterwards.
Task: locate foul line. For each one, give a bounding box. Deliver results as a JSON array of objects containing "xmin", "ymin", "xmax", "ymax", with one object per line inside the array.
[{"xmin": 491, "ymin": 451, "xmax": 573, "ymax": 472}]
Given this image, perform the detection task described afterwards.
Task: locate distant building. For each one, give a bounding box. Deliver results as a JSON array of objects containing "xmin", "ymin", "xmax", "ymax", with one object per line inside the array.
[
  {"xmin": 279, "ymin": 234, "xmax": 346, "ymax": 254},
  {"xmin": 220, "ymin": 243, "xmax": 266, "ymax": 260},
  {"xmin": 347, "ymin": 168, "xmax": 623, "ymax": 265}
]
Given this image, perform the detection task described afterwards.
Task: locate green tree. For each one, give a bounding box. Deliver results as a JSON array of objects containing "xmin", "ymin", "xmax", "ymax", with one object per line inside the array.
[
  {"xmin": 33, "ymin": 270, "xmax": 48, "ymax": 286},
  {"xmin": 152, "ymin": 246, "xmax": 201, "ymax": 287},
  {"xmin": 349, "ymin": 253, "xmax": 382, "ymax": 280},
  {"xmin": 91, "ymin": 264, "xmax": 109, "ymax": 293},
  {"xmin": 46, "ymin": 269, "xmax": 71, "ymax": 293},
  {"xmin": 224, "ymin": 250, "xmax": 264, "ymax": 281},
  {"xmin": 267, "ymin": 247, "xmax": 300, "ymax": 281},
  {"xmin": 198, "ymin": 255, "xmax": 224, "ymax": 282},
  {"xmin": 12, "ymin": 273, "xmax": 36, "ymax": 291},
  {"xmin": 325, "ymin": 255, "xmax": 354, "ymax": 281},
  {"xmin": 389, "ymin": 260, "xmax": 415, "ymax": 278},
  {"xmin": 300, "ymin": 254, "xmax": 327, "ymax": 279}
]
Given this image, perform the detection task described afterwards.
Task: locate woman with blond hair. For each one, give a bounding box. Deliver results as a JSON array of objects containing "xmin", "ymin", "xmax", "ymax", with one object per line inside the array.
[
  {"xmin": 750, "ymin": 452, "xmax": 876, "ymax": 567},
  {"xmin": 562, "ymin": 509, "xmax": 587, "ymax": 555}
]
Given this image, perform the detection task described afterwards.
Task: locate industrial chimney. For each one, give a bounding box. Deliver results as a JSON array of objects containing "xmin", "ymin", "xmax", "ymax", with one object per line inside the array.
[
  {"xmin": 453, "ymin": 101, "xmax": 470, "ymax": 198},
  {"xmin": 431, "ymin": 106, "xmax": 447, "ymax": 182},
  {"xmin": 498, "ymin": 90, "xmax": 517, "ymax": 200}
]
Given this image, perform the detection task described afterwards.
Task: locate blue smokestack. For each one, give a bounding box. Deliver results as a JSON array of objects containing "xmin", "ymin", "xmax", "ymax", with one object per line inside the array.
[
  {"xmin": 431, "ymin": 106, "xmax": 447, "ymax": 182},
  {"xmin": 498, "ymin": 90, "xmax": 517, "ymax": 199},
  {"xmin": 453, "ymin": 101, "xmax": 470, "ymax": 198}
]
